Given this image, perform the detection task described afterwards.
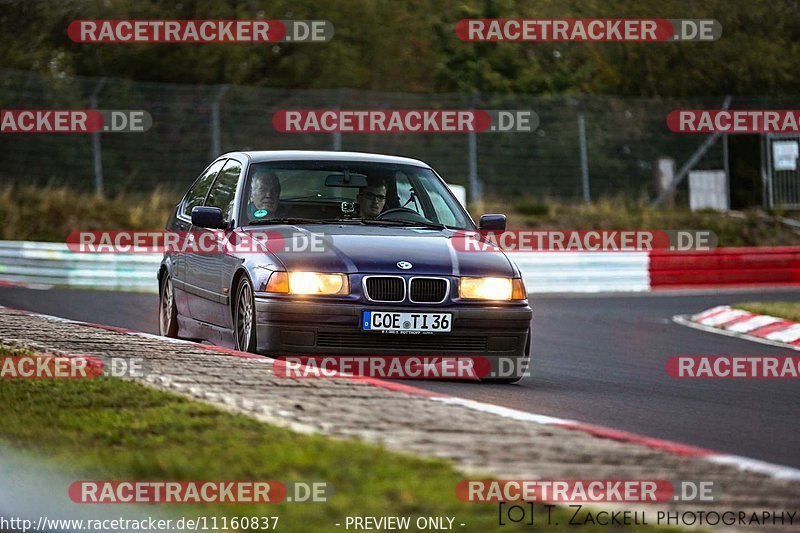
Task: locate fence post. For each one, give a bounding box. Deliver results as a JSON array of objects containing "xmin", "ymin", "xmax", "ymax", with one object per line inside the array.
[
  {"xmin": 332, "ymin": 89, "xmax": 342, "ymax": 151},
  {"xmin": 468, "ymin": 92, "xmax": 481, "ymax": 205},
  {"xmin": 210, "ymin": 84, "xmax": 229, "ymax": 159},
  {"xmin": 722, "ymin": 95, "xmax": 732, "ymax": 208},
  {"xmin": 90, "ymin": 78, "xmax": 106, "ymax": 196},
  {"xmin": 578, "ymin": 112, "xmax": 590, "ymax": 203}
]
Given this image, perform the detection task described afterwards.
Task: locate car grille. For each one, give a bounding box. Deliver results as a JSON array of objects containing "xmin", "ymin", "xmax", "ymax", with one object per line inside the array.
[
  {"xmin": 317, "ymin": 332, "xmax": 488, "ymax": 351},
  {"xmin": 364, "ymin": 277, "xmax": 405, "ymax": 302},
  {"xmin": 409, "ymin": 278, "xmax": 448, "ymax": 303}
]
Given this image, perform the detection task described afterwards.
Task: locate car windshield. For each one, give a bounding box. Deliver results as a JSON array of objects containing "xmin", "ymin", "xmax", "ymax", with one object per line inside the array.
[{"xmin": 242, "ymin": 160, "xmax": 473, "ymax": 229}]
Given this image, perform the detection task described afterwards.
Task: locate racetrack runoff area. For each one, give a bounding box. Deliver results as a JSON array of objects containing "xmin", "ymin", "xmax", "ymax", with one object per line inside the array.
[{"xmin": 0, "ymin": 306, "xmax": 798, "ymax": 531}]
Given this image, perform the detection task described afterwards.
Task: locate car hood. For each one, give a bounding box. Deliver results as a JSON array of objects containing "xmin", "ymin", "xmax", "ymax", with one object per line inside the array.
[{"xmin": 240, "ymin": 224, "xmax": 517, "ymax": 277}]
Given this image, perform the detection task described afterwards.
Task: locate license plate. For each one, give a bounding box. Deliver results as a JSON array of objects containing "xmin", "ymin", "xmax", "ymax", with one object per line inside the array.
[{"xmin": 362, "ymin": 311, "xmax": 452, "ymax": 333}]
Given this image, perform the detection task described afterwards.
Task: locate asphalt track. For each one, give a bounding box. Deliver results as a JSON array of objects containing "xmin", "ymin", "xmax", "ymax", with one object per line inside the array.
[{"xmin": 2, "ymin": 286, "xmax": 799, "ymax": 468}]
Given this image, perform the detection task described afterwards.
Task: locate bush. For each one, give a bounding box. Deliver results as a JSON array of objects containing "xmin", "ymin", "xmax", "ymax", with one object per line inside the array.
[{"xmin": 0, "ymin": 184, "xmax": 177, "ymax": 242}]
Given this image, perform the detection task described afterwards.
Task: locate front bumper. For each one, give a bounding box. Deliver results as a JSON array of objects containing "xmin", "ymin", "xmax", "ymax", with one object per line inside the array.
[{"xmin": 254, "ymin": 298, "xmax": 532, "ymax": 359}]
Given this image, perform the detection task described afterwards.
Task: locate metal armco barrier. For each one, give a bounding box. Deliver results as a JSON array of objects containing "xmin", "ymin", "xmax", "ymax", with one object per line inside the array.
[
  {"xmin": 649, "ymin": 247, "xmax": 800, "ymax": 288},
  {"xmin": 506, "ymin": 251, "xmax": 650, "ymax": 293},
  {"xmin": 2, "ymin": 241, "xmax": 799, "ymax": 294},
  {"xmin": 0, "ymin": 241, "xmax": 161, "ymax": 292}
]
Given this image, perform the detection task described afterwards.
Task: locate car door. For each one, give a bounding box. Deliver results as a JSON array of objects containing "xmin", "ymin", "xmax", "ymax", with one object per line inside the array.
[
  {"xmin": 172, "ymin": 158, "xmax": 226, "ymax": 317},
  {"xmin": 185, "ymin": 157, "xmax": 243, "ymax": 327}
]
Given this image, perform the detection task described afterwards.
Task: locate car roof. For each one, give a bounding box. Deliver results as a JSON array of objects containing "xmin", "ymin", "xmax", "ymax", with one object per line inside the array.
[{"xmin": 234, "ymin": 150, "xmax": 432, "ymax": 168}]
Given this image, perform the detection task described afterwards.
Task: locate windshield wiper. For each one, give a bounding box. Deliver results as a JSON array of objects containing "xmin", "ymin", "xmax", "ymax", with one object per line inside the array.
[
  {"xmin": 249, "ymin": 217, "xmax": 446, "ymax": 229},
  {"xmin": 360, "ymin": 218, "xmax": 446, "ymax": 230},
  {"xmin": 248, "ymin": 217, "xmax": 326, "ymax": 225}
]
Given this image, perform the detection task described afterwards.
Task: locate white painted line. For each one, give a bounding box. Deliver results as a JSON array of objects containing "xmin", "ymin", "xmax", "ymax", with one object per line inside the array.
[
  {"xmin": 129, "ymin": 331, "xmax": 201, "ymax": 345},
  {"xmin": 433, "ymin": 396, "xmax": 572, "ymax": 425},
  {"xmin": 708, "ymin": 454, "xmax": 800, "ymax": 481},
  {"xmin": 435, "ymin": 388, "xmax": 800, "ymax": 482}
]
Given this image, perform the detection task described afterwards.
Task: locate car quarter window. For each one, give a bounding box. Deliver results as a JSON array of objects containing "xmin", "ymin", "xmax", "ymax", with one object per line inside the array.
[
  {"xmin": 205, "ymin": 159, "xmax": 242, "ymax": 220},
  {"xmin": 182, "ymin": 159, "xmax": 226, "ymax": 218}
]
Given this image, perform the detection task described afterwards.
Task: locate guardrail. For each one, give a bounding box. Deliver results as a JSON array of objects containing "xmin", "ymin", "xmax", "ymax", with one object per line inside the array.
[
  {"xmin": 649, "ymin": 247, "xmax": 800, "ymax": 289},
  {"xmin": 0, "ymin": 240, "xmax": 650, "ymax": 294},
  {"xmin": 2, "ymin": 241, "xmax": 799, "ymax": 294},
  {"xmin": 506, "ymin": 251, "xmax": 650, "ymax": 293},
  {"xmin": 0, "ymin": 241, "xmax": 160, "ymax": 292}
]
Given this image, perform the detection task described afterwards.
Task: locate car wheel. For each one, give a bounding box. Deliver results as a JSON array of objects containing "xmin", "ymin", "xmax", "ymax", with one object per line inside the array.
[
  {"xmin": 159, "ymin": 275, "xmax": 179, "ymax": 338},
  {"xmin": 234, "ymin": 277, "xmax": 257, "ymax": 353}
]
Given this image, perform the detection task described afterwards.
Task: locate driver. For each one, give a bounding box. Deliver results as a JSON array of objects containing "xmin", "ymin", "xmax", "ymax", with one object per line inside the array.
[
  {"xmin": 357, "ymin": 177, "xmax": 387, "ymax": 219},
  {"xmin": 248, "ymin": 170, "xmax": 281, "ymax": 219}
]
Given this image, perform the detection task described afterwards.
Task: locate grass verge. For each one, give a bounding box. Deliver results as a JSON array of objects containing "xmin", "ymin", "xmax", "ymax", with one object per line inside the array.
[
  {"xmin": 0, "ymin": 346, "xmax": 674, "ymax": 532},
  {"xmin": 733, "ymin": 302, "xmax": 800, "ymax": 322}
]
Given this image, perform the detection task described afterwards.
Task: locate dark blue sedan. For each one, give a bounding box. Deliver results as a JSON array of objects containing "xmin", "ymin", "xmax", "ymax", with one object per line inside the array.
[{"xmin": 158, "ymin": 151, "xmax": 532, "ymax": 382}]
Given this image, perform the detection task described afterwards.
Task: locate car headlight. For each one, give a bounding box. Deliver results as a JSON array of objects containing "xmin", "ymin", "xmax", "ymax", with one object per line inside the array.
[
  {"xmin": 265, "ymin": 271, "xmax": 349, "ymax": 295},
  {"xmin": 459, "ymin": 277, "xmax": 526, "ymax": 300}
]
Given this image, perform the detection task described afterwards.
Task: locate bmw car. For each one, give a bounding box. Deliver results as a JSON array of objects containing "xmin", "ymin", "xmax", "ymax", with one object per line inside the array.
[{"xmin": 158, "ymin": 151, "xmax": 532, "ymax": 382}]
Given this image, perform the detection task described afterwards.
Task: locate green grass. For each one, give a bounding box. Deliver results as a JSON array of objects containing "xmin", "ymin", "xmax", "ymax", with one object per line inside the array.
[
  {"xmin": 733, "ymin": 302, "xmax": 800, "ymax": 322},
  {"xmin": 0, "ymin": 347, "xmax": 676, "ymax": 532}
]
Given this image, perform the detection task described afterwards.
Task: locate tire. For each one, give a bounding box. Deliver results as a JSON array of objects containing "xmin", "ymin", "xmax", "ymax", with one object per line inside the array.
[
  {"xmin": 233, "ymin": 276, "xmax": 257, "ymax": 353},
  {"xmin": 159, "ymin": 274, "xmax": 179, "ymax": 338}
]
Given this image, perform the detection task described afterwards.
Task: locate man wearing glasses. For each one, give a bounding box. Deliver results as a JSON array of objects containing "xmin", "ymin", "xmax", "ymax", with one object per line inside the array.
[{"xmin": 357, "ymin": 177, "xmax": 387, "ymax": 218}]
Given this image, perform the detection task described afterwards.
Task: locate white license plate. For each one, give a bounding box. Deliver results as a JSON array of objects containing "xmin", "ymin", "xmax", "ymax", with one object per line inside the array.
[{"xmin": 362, "ymin": 311, "xmax": 452, "ymax": 333}]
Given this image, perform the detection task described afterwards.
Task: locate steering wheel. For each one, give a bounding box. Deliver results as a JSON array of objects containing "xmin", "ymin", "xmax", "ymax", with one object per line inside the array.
[{"xmin": 375, "ymin": 207, "xmax": 429, "ymax": 223}]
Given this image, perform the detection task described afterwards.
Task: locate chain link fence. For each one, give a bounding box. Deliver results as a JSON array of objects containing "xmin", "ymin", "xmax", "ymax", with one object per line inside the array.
[{"xmin": 0, "ymin": 68, "xmax": 754, "ymax": 202}]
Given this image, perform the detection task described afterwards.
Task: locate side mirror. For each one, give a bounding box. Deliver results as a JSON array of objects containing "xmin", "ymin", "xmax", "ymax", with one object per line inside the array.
[
  {"xmin": 479, "ymin": 214, "xmax": 506, "ymax": 231},
  {"xmin": 191, "ymin": 206, "xmax": 225, "ymax": 229}
]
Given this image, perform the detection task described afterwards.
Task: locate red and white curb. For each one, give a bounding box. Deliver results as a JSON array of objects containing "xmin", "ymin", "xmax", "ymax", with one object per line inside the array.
[
  {"xmin": 674, "ymin": 305, "xmax": 800, "ymax": 352},
  {"xmin": 4, "ymin": 305, "xmax": 800, "ymax": 483}
]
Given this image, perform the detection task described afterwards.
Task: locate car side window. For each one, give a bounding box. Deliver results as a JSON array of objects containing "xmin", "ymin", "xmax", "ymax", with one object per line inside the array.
[
  {"xmin": 182, "ymin": 159, "xmax": 226, "ymax": 218},
  {"xmin": 205, "ymin": 159, "xmax": 242, "ymax": 221}
]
